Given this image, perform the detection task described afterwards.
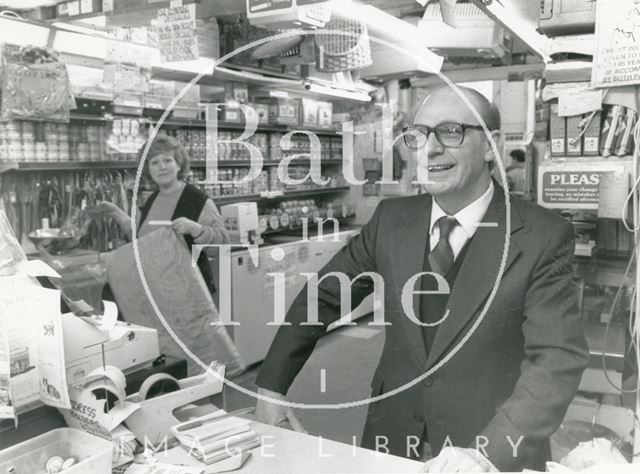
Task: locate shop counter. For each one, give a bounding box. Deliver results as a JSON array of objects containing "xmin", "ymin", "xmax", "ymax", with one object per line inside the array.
[{"xmin": 164, "ymin": 420, "xmax": 423, "ymax": 473}]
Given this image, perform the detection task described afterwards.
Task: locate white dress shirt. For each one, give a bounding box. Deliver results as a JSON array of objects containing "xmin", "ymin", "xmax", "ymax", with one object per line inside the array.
[{"xmin": 429, "ymin": 182, "xmax": 494, "ymax": 259}]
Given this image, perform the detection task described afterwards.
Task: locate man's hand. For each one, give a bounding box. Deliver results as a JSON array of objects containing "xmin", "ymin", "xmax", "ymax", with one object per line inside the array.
[
  {"xmin": 255, "ymin": 387, "xmax": 307, "ymax": 433},
  {"xmin": 420, "ymin": 447, "xmax": 498, "ymax": 473}
]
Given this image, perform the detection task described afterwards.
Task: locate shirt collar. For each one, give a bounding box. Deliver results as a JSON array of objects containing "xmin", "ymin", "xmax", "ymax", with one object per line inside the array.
[{"xmin": 430, "ymin": 181, "xmax": 494, "ymax": 239}]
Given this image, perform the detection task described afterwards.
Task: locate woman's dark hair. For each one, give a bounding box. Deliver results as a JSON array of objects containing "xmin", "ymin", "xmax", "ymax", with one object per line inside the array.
[{"xmin": 138, "ymin": 133, "xmax": 190, "ymax": 181}]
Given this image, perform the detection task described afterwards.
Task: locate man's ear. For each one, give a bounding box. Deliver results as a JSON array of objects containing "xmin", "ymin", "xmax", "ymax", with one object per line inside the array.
[{"xmin": 484, "ymin": 130, "xmax": 502, "ymax": 164}]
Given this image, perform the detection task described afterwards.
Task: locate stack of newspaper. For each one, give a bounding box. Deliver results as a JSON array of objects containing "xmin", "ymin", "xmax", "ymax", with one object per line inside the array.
[{"xmin": 171, "ymin": 409, "xmax": 261, "ymax": 465}]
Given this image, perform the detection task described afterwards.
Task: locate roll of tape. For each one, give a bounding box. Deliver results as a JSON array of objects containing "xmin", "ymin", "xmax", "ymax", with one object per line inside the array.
[
  {"xmin": 84, "ymin": 365, "xmax": 126, "ymax": 392},
  {"xmin": 86, "ymin": 381, "xmax": 127, "ymax": 412},
  {"xmin": 138, "ymin": 373, "xmax": 180, "ymax": 400}
]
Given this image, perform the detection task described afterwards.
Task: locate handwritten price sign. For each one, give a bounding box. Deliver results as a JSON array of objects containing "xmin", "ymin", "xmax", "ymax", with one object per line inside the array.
[{"xmin": 156, "ymin": 4, "xmax": 199, "ymax": 63}]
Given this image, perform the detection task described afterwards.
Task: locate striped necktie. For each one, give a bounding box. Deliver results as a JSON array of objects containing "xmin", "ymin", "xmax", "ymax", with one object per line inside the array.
[{"xmin": 428, "ymin": 216, "xmax": 459, "ymax": 276}]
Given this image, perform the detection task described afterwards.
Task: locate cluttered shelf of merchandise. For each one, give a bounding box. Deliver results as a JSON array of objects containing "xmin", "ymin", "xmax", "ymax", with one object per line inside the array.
[
  {"xmin": 68, "ymin": 111, "xmax": 342, "ymax": 136},
  {"xmin": 0, "ymin": 159, "xmax": 343, "ymax": 172}
]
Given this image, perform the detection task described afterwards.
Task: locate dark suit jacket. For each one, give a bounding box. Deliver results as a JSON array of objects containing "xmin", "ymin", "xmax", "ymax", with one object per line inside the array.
[{"xmin": 256, "ymin": 185, "xmax": 588, "ymax": 471}]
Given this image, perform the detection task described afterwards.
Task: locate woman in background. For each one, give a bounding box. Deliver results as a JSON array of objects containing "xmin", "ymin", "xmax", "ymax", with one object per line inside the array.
[{"xmin": 95, "ymin": 133, "xmax": 228, "ymax": 294}]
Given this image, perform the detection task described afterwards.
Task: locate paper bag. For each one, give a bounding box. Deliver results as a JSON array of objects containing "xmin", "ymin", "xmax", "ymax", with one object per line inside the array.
[{"xmin": 104, "ymin": 229, "xmax": 244, "ymax": 375}]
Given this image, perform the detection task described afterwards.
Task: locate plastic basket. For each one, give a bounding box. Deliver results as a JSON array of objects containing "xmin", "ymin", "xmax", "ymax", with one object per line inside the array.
[
  {"xmin": 315, "ymin": 16, "xmax": 372, "ymax": 72},
  {"xmin": 0, "ymin": 428, "xmax": 112, "ymax": 474}
]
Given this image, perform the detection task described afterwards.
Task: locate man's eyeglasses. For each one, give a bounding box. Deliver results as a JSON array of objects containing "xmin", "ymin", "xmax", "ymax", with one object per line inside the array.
[{"xmin": 402, "ymin": 122, "xmax": 486, "ymax": 149}]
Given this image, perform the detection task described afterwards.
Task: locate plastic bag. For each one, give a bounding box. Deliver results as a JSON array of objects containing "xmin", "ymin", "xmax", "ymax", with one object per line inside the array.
[
  {"xmin": 0, "ymin": 209, "xmax": 26, "ymax": 276},
  {"xmin": 0, "ymin": 43, "xmax": 74, "ymax": 122},
  {"xmin": 547, "ymin": 438, "xmax": 629, "ymax": 472},
  {"xmin": 551, "ymin": 419, "xmax": 633, "ymax": 464}
]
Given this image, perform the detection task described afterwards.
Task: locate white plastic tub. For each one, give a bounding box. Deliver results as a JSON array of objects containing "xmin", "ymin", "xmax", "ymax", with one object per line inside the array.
[{"xmin": 0, "ymin": 427, "xmax": 112, "ymax": 474}]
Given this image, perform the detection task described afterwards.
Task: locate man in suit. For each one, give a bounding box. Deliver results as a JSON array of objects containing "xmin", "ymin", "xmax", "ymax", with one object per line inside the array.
[{"xmin": 254, "ymin": 86, "xmax": 588, "ymax": 472}]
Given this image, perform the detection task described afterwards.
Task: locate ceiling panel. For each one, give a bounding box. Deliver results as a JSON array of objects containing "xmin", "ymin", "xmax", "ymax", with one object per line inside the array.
[{"xmin": 0, "ymin": 0, "xmax": 59, "ymax": 9}]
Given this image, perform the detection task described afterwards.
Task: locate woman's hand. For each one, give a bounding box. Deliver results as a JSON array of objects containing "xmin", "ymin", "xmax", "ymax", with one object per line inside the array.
[
  {"xmin": 171, "ymin": 217, "xmax": 203, "ymax": 237},
  {"xmin": 87, "ymin": 201, "xmax": 123, "ymax": 219}
]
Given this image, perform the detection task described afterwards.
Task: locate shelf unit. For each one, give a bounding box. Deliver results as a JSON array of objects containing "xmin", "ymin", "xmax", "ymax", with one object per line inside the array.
[
  {"xmin": 0, "ymin": 159, "xmax": 343, "ymax": 172},
  {"xmin": 68, "ymin": 112, "xmax": 341, "ymax": 136}
]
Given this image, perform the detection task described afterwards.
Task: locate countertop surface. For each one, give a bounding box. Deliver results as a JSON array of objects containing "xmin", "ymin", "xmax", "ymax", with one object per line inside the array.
[{"xmin": 162, "ymin": 420, "xmax": 423, "ymax": 473}]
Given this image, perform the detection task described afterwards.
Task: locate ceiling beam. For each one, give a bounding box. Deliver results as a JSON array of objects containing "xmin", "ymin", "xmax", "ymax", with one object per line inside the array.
[{"xmin": 410, "ymin": 62, "xmax": 544, "ymax": 88}]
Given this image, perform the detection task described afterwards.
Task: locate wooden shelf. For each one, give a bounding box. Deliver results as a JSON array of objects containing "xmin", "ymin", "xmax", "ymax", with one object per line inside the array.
[
  {"xmin": 1, "ymin": 161, "xmax": 138, "ymax": 171},
  {"xmin": 69, "ymin": 112, "xmax": 339, "ymax": 135},
  {"xmin": 1, "ymin": 159, "xmax": 343, "ymax": 172}
]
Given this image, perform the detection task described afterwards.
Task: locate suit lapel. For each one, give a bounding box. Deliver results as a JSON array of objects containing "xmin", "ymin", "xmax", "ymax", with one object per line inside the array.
[
  {"xmin": 389, "ymin": 194, "xmax": 432, "ymax": 369},
  {"xmin": 424, "ymin": 186, "xmax": 524, "ymax": 371}
]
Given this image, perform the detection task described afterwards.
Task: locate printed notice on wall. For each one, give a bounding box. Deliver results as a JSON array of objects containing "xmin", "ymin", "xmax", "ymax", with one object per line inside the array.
[
  {"xmin": 592, "ymin": 0, "xmax": 640, "ymax": 87},
  {"xmin": 156, "ymin": 4, "xmax": 198, "ymax": 63},
  {"xmin": 538, "ymin": 163, "xmax": 628, "ymax": 210}
]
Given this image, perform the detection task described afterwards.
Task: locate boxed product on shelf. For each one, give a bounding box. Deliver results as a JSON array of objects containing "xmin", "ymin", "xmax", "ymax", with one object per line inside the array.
[
  {"xmin": 221, "ymin": 104, "xmax": 244, "ymax": 123},
  {"xmin": 103, "ymin": 62, "xmax": 150, "ymax": 93},
  {"xmin": 270, "ymin": 132, "xmax": 283, "ymax": 161},
  {"xmin": 113, "ymin": 92, "xmax": 144, "ymax": 116},
  {"xmin": 549, "ymin": 101, "xmax": 566, "ymax": 157},
  {"xmin": 572, "ymin": 220, "xmax": 597, "ymax": 257},
  {"xmin": 251, "ymin": 103, "xmax": 270, "ymax": 124},
  {"xmin": 260, "ymin": 97, "xmax": 299, "ymax": 125},
  {"xmin": 616, "ymin": 109, "xmax": 636, "ymax": 157},
  {"xmin": 194, "ymin": 17, "xmax": 221, "ymax": 59},
  {"xmin": 566, "ymin": 114, "xmax": 583, "ymax": 156},
  {"xmin": 583, "ymin": 111, "xmax": 601, "ymax": 156},
  {"xmin": 145, "ymin": 80, "xmax": 174, "ymax": 109},
  {"xmin": 600, "ymin": 105, "xmax": 625, "ymax": 157},
  {"xmin": 299, "ymin": 98, "xmax": 319, "ymax": 127},
  {"xmin": 330, "ymin": 136, "xmax": 343, "ymax": 160},
  {"xmin": 317, "ymin": 101, "xmax": 333, "ymax": 128},
  {"xmin": 225, "ymin": 81, "xmax": 249, "ymax": 103}
]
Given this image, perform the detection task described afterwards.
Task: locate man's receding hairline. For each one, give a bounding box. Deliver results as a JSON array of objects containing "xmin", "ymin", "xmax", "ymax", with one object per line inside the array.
[{"xmin": 411, "ymin": 86, "xmax": 501, "ymax": 131}]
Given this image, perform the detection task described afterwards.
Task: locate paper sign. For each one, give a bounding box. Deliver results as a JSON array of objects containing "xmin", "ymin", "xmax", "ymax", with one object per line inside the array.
[
  {"xmin": 0, "ymin": 315, "xmax": 16, "ymax": 421},
  {"xmin": 558, "ymin": 90, "xmax": 603, "ymax": 117},
  {"xmin": 538, "ymin": 163, "xmax": 628, "ymax": 210},
  {"xmin": 592, "ymin": 0, "xmax": 640, "ymax": 87},
  {"xmin": 156, "ymin": 4, "xmax": 199, "ymax": 63},
  {"xmin": 35, "ymin": 288, "xmax": 71, "ymax": 409},
  {"xmin": 598, "ymin": 170, "xmax": 630, "ymax": 218}
]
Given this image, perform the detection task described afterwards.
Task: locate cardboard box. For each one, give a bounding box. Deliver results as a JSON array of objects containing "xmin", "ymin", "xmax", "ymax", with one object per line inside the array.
[
  {"xmin": 253, "ymin": 103, "xmax": 269, "ymax": 124},
  {"xmin": 224, "ymin": 82, "xmax": 249, "ymax": 104},
  {"xmin": 549, "ymin": 101, "xmax": 566, "ymax": 157},
  {"xmin": 103, "ymin": 63, "xmax": 150, "ymax": 93},
  {"xmin": 317, "ymin": 101, "xmax": 333, "ymax": 128},
  {"xmin": 601, "ymin": 105, "xmax": 624, "ymax": 156},
  {"xmin": 221, "ymin": 104, "xmax": 243, "ymax": 123},
  {"xmin": 299, "ymin": 98, "xmax": 319, "ymax": 127},
  {"xmin": 566, "ymin": 114, "xmax": 583, "ymax": 156},
  {"xmin": 583, "ymin": 111, "xmax": 601, "ymax": 156},
  {"xmin": 263, "ymin": 98, "xmax": 299, "ymax": 125}
]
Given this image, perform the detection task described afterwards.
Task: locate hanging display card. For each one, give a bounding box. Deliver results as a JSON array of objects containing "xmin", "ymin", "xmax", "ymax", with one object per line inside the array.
[
  {"xmin": 592, "ymin": 0, "xmax": 640, "ymax": 87},
  {"xmin": 156, "ymin": 4, "xmax": 198, "ymax": 63}
]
